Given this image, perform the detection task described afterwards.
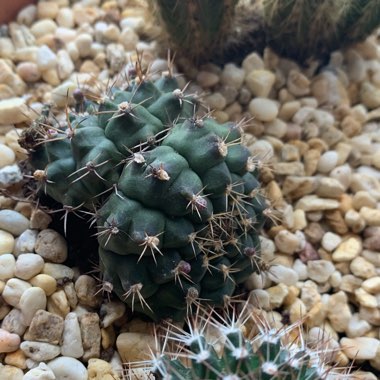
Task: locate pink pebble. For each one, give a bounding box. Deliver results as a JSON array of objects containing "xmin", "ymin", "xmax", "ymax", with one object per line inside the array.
[{"xmin": 0, "ymin": 328, "xmax": 20, "ymax": 353}]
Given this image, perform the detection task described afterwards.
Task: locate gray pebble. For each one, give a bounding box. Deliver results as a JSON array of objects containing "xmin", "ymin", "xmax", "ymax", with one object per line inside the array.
[{"xmin": 0, "ymin": 209, "xmax": 29, "ymax": 236}]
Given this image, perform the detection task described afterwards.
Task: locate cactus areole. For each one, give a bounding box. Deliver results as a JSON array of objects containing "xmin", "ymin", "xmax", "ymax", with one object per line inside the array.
[{"xmin": 20, "ymin": 70, "xmax": 268, "ymax": 321}]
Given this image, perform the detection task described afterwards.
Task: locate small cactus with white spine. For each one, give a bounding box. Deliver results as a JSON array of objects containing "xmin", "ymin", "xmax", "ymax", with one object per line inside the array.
[{"xmin": 130, "ymin": 304, "xmax": 351, "ymax": 380}]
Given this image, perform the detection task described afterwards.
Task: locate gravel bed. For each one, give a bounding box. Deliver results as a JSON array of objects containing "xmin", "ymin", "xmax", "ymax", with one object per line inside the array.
[{"xmin": 0, "ymin": 0, "xmax": 379, "ymax": 379}]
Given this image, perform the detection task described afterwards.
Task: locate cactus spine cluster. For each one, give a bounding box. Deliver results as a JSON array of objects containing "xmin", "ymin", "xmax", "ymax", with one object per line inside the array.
[
  {"xmin": 20, "ymin": 64, "xmax": 268, "ymax": 321},
  {"xmin": 136, "ymin": 305, "xmax": 344, "ymax": 380},
  {"xmin": 152, "ymin": 0, "xmax": 380, "ymax": 64}
]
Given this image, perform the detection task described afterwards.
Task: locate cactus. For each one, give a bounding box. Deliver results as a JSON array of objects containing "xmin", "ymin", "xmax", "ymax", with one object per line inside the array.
[
  {"xmin": 132, "ymin": 304, "xmax": 347, "ymax": 380},
  {"xmin": 151, "ymin": 0, "xmax": 380, "ymax": 64},
  {"xmin": 263, "ymin": 0, "xmax": 380, "ymax": 62},
  {"xmin": 19, "ymin": 64, "xmax": 269, "ymax": 321}
]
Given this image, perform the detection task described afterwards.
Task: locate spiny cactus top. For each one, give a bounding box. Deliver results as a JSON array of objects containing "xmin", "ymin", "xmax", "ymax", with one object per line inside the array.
[
  {"xmin": 133, "ymin": 305, "xmax": 344, "ymax": 380},
  {"xmin": 20, "ymin": 67, "xmax": 268, "ymax": 321}
]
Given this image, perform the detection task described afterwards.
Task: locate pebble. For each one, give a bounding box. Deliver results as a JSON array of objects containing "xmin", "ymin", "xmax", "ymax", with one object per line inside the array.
[
  {"xmin": 30, "ymin": 19, "xmax": 57, "ymax": 39},
  {"xmin": 249, "ymin": 98, "xmax": 279, "ymax": 122},
  {"xmin": 307, "ymin": 260, "xmax": 335, "ymax": 283},
  {"xmin": 315, "ymin": 177, "xmax": 345, "ymax": 198},
  {"xmin": 360, "ymin": 207, "xmax": 380, "ymax": 226},
  {"xmin": 19, "ymin": 287, "xmax": 47, "ymax": 326},
  {"xmin": 2, "ymin": 279, "xmax": 31, "ymax": 308},
  {"xmin": 327, "ymin": 291, "xmax": 352, "ymax": 332},
  {"xmin": 35, "ymin": 229, "xmax": 68, "ymax": 264},
  {"xmin": 196, "ymin": 71, "xmax": 219, "ymax": 88},
  {"xmin": 47, "ymin": 290, "xmax": 70, "ymax": 318},
  {"xmin": 13, "ymin": 229, "xmax": 38, "ymax": 257},
  {"xmin": 317, "ymin": 150, "xmax": 339, "ymax": 173},
  {"xmin": 87, "ymin": 358, "xmax": 120, "ymax": 380},
  {"xmin": 340, "ymin": 337, "xmax": 380, "ymax": 360},
  {"xmin": 116, "ymin": 332, "xmax": 157, "ymax": 362},
  {"xmin": 61, "ymin": 312, "xmax": 84, "ymax": 358},
  {"xmin": 267, "ymin": 265, "xmax": 298, "ymax": 286},
  {"xmin": 287, "ymin": 70, "xmax": 310, "ymax": 96},
  {"xmin": 350, "ymin": 257, "xmax": 377, "ymax": 279},
  {"xmin": 362, "ymin": 277, "xmax": 380, "ymax": 294},
  {"xmin": 29, "ymin": 274, "xmax": 57, "ymax": 296},
  {"xmin": 42, "ymin": 263, "xmax": 74, "ymax": 280},
  {"xmin": 332, "ymin": 237, "xmax": 362, "ymax": 262},
  {"xmin": 354, "ymin": 288, "xmax": 377, "ymax": 308},
  {"xmin": 20, "ymin": 341, "xmax": 60, "ymax": 362},
  {"xmin": 346, "ymin": 314, "xmax": 372, "ymax": 338},
  {"xmin": 0, "ymin": 210, "xmax": 29, "ymax": 237},
  {"xmin": 24, "ymin": 310, "xmax": 63, "ymax": 345},
  {"xmin": 245, "ymin": 69, "xmax": 275, "ymax": 97},
  {"xmin": 266, "ymin": 283, "xmax": 289, "ymax": 308},
  {"xmin": 99, "ymin": 301, "xmax": 126, "ymax": 329},
  {"xmin": 47, "ymin": 356, "xmax": 88, "ymax": 380},
  {"xmin": 50, "ymin": 81, "xmax": 77, "ymax": 107},
  {"xmin": 23, "ymin": 362, "xmax": 55, "ymax": 380},
  {"xmin": 295, "ymin": 195, "xmax": 339, "ymax": 211},
  {"xmin": 36, "ymin": 45, "xmax": 57, "ymax": 71},
  {"xmin": 14, "ymin": 254, "xmax": 44, "ymax": 281},
  {"xmin": 75, "ymin": 275, "xmax": 102, "ymax": 308},
  {"xmin": 0, "ymin": 364, "xmax": 23, "ymax": 380},
  {"xmin": 80, "ymin": 313, "xmax": 101, "ymax": 361},
  {"xmin": 321, "ymin": 232, "xmax": 342, "ymax": 252},
  {"xmin": 274, "ymin": 230, "xmax": 301, "ymax": 255},
  {"xmin": 0, "ymin": 328, "xmax": 20, "ymax": 353},
  {"xmin": 0, "ymin": 254, "xmax": 16, "ymax": 280}
]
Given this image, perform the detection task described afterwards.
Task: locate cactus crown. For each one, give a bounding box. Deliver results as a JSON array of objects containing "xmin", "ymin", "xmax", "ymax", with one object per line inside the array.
[
  {"xmin": 131, "ymin": 304, "xmax": 346, "ymax": 380},
  {"xmin": 20, "ymin": 60, "xmax": 268, "ymax": 321}
]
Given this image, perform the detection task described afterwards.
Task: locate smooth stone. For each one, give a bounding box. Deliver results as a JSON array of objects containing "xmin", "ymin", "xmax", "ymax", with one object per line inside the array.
[
  {"xmin": 61, "ymin": 313, "xmax": 83, "ymax": 358},
  {"xmin": 274, "ymin": 230, "xmax": 300, "ymax": 255},
  {"xmin": 23, "ymin": 362, "xmax": 56, "ymax": 380},
  {"xmin": 0, "ymin": 164, "xmax": 23, "ymax": 188},
  {"xmin": 47, "ymin": 357, "xmax": 88, "ymax": 380},
  {"xmin": 2, "ymin": 279, "xmax": 31, "ymax": 307},
  {"xmin": 56, "ymin": 8, "xmax": 75, "ymax": 28},
  {"xmin": 350, "ymin": 257, "xmax": 377, "ymax": 279},
  {"xmin": 56, "ymin": 50, "xmax": 75, "ymax": 80},
  {"xmin": 15, "ymin": 254, "xmax": 44, "ymax": 280},
  {"xmin": 63, "ymin": 281, "xmax": 78, "ymax": 309},
  {"xmin": 116, "ymin": 332, "xmax": 157, "ymax": 362},
  {"xmin": 0, "ymin": 364, "xmax": 23, "ymax": 380},
  {"xmin": 352, "ymin": 191, "xmax": 377, "ymax": 210},
  {"xmin": 0, "ymin": 254, "xmax": 16, "ymax": 280},
  {"xmin": 332, "ymin": 237, "xmax": 362, "ymax": 262},
  {"xmin": 354, "ymin": 288, "xmax": 377, "ymax": 308},
  {"xmin": 47, "ymin": 290, "xmax": 70, "ymax": 318},
  {"xmin": 346, "ymin": 314, "xmax": 371, "ymax": 338},
  {"xmin": 292, "ymin": 259, "xmax": 308, "ymax": 280},
  {"xmin": 267, "ymin": 265, "xmax": 298, "ymax": 286},
  {"xmin": 245, "ymin": 69, "xmax": 275, "ymax": 97},
  {"xmin": 0, "ymin": 210, "xmax": 29, "ymax": 236},
  {"xmin": 35, "ymin": 230, "xmax": 67, "ymax": 264},
  {"xmin": 0, "ymin": 329, "xmax": 20, "ymax": 353},
  {"xmin": 80, "ymin": 313, "xmax": 101, "ymax": 362},
  {"xmin": 329, "ymin": 164, "xmax": 352, "ymax": 190},
  {"xmin": 20, "ymin": 342, "xmax": 60, "ymax": 362},
  {"xmin": 50, "ymin": 82, "xmax": 77, "ymax": 107},
  {"xmin": 248, "ymin": 98, "xmax": 278, "ymax": 122},
  {"xmin": 327, "ymin": 291, "xmax": 352, "ymax": 332},
  {"xmin": 321, "ymin": 232, "xmax": 342, "ymax": 252},
  {"xmin": 341, "ymin": 337, "xmax": 380, "ymax": 360},
  {"xmin": 0, "ymin": 144, "xmax": 15, "ymax": 169},
  {"xmin": 295, "ymin": 195, "xmax": 339, "ymax": 211},
  {"xmin": 287, "ymin": 69, "xmax": 310, "ymax": 96},
  {"xmin": 24, "ymin": 310, "xmax": 64, "ymax": 344},
  {"xmin": 196, "ymin": 71, "xmax": 219, "ymax": 88},
  {"xmin": 315, "ymin": 177, "xmax": 344, "ymax": 198},
  {"xmin": 1, "ymin": 309, "xmax": 27, "ymax": 336},
  {"xmin": 13, "ymin": 229, "xmax": 38, "ymax": 257},
  {"xmin": 37, "ymin": 45, "xmax": 57, "ymax": 72},
  {"xmin": 307, "ymin": 260, "xmax": 335, "ymax": 283},
  {"xmin": 362, "ymin": 277, "xmax": 380, "ymax": 294},
  {"xmin": 19, "ymin": 287, "xmax": 47, "ymax": 326},
  {"xmin": 272, "ymin": 162, "xmax": 305, "ymax": 176},
  {"xmin": 360, "ymin": 207, "xmax": 380, "ymax": 226},
  {"xmin": 221, "ymin": 63, "xmax": 245, "ymax": 90},
  {"xmin": 204, "ymin": 92, "xmax": 226, "ymax": 110},
  {"xmin": 248, "ymin": 289, "xmax": 270, "ymax": 310},
  {"xmin": 317, "ymin": 150, "xmax": 338, "ymax": 173},
  {"xmin": 29, "ymin": 274, "xmax": 57, "ymax": 296},
  {"xmin": 30, "ymin": 20, "xmax": 57, "ymax": 39}
]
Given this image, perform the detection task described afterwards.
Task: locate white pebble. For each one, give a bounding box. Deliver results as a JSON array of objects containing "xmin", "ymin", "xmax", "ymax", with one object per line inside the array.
[
  {"xmin": 51, "ymin": 81, "xmax": 77, "ymax": 107},
  {"xmin": 321, "ymin": 232, "xmax": 342, "ymax": 252},
  {"xmin": 307, "ymin": 260, "xmax": 335, "ymax": 283},
  {"xmin": 292, "ymin": 259, "xmax": 308, "ymax": 280},
  {"xmin": 13, "ymin": 229, "xmax": 38, "ymax": 257},
  {"xmin": 0, "ymin": 328, "xmax": 20, "ymax": 353},
  {"xmin": 30, "ymin": 19, "xmax": 57, "ymax": 39},
  {"xmin": 56, "ymin": 8, "xmax": 75, "ymax": 28},
  {"xmin": 19, "ymin": 287, "xmax": 47, "ymax": 326},
  {"xmin": 0, "ymin": 254, "xmax": 16, "ymax": 280},
  {"xmin": 267, "ymin": 265, "xmax": 298, "ymax": 286},
  {"xmin": 47, "ymin": 357, "xmax": 88, "ymax": 380},
  {"xmin": 220, "ymin": 63, "xmax": 245, "ymax": 90},
  {"xmin": 317, "ymin": 150, "xmax": 338, "ymax": 173},
  {"xmin": 37, "ymin": 45, "xmax": 57, "ymax": 71},
  {"xmin": 60, "ymin": 313, "xmax": 84, "ymax": 358},
  {"xmin": 56, "ymin": 50, "xmax": 75, "ymax": 80},
  {"xmin": 23, "ymin": 362, "xmax": 56, "ymax": 380},
  {"xmin": 0, "ymin": 210, "xmax": 29, "ymax": 236},
  {"xmin": 249, "ymin": 98, "xmax": 279, "ymax": 122},
  {"xmin": 0, "ymin": 144, "xmax": 15, "ymax": 168},
  {"xmin": 75, "ymin": 33, "xmax": 93, "ymax": 58},
  {"xmin": 15, "ymin": 254, "xmax": 44, "ymax": 281},
  {"xmin": 2, "ymin": 278, "xmax": 31, "ymax": 307},
  {"xmin": 21, "ymin": 341, "xmax": 60, "ymax": 362}
]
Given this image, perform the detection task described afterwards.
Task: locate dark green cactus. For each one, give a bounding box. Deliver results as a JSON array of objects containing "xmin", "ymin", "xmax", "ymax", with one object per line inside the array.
[
  {"xmin": 20, "ymin": 69, "xmax": 268, "ymax": 321},
  {"xmin": 152, "ymin": 0, "xmax": 380, "ymax": 64},
  {"xmin": 136, "ymin": 306, "xmax": 342, "ymax": 380}
]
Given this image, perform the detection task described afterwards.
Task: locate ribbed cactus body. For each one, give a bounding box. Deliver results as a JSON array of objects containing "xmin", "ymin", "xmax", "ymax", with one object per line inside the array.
[{"xmin": 20, "ymin": 74, "xmax": 267, "ymax": 321}]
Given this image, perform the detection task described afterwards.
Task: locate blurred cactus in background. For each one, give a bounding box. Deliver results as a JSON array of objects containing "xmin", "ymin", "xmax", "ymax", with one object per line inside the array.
[{"xmin": 151, "ymin": 0, "xmax": 380, "ymax": 64}]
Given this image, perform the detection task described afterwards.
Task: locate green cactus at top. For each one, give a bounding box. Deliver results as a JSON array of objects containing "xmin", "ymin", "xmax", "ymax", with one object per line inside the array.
[
  {"xmin": 20, "ymin": 65, "xmax": 268, "ymax": 321},
  {"xmin": 152, "ymin": 0, "xmax": 380, "ymax": 64}
]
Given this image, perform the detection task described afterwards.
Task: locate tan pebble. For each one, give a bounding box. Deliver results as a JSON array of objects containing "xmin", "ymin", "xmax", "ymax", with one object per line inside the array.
[
  {"xmin": 88, "ymin": 358, "xmax": 120, "ymax": 380},
  {"xmin": 305, "ymin": 301, "xmax": 326, "ymax": 328},
  {"xmin": 287, "ymin": 70, "xmax": 310, "ymax": 97},
  {"xmin": 42, "ymin": 68, "xmax": 60, "ymax": 86},
  {"xmin": 204, "ymin": 92, "xmax": 226, "ymax": 111},
  {"xmin": 352, "ymin": 191, "xmax": 377, "ymax": 210},
  {"xmin": 0, "ymin": 230, "xmax": 15, "ymax": 254},
  {"xmin": 213, "ymin": 111, "xmax": 229, "ymax": 123},
  {"xmin": 116, "ymin": 332, "xmax": 157, "ymax": 362},
  {"xmin": 350, "ymin": 256, "xmax": 377, "ymax": 279},
  {"xmin": 325, "ymin": 209, "xmax": 349, "ymax": 235},
  {"xmin": 272, "ymin": 162, "xmax": 305, "ymax": 176},
  {"xmin": 340, "ymin": 274, "xmax": 362, "ymax": 294},
  {"xmin": 30, "ymin": 19, "xmax": 57, "ymax": 39},
  {"xmin": 0, "ymin": 98, "xmax": 30, "ymax": 125},
  {"xmin": 316, "ymin": 177, "xmax": 344, "ymax": 199},
  {"xmin": 359, "ymin": 306, "xmax": 380, "ymax": 326},
  {"xmin": 30, "ymin": 274, "xmax": 57, "ymax": 296},
  {"xmin": 344, "ymin": 209, "xmax": 365, "ymax": 233},
  {"xmin": 339, "ymin": 193, "xmax": 353, "ymax": 213},
  {"xmin": 282, "ymin": 176, "xmax": 317, "ymax": 199},
  {"xmin": 355, "ymin": 288, "xmax": 377, "ymax": 308},
  {"xmin": 341, "ymin": 337, "xmax": 380, "ymax": 360},
  {"xmin": 288, "ymin": 298, "xmax": 307, "ymax": 323},
  {"xmin": 274, "ymin": 230, "xmax": 300, "ymax": 255},
  {"xmin": 360, "ymin": 81, "xmax": 380, "ymax": 109},
  {"xmin": 295, "ymin": 195, "xmax": 339, "ymax": 211},
  {"xmin": 303, "ymin": 149, "xmax": 320, "ymax": 176},
  {"xmin": 249, "ymin": 98, "xmax": 278, "ymax": 122},
  {"xmin": 267, "ymin": 283, "xmax": 288, "ymax": 308},
  {"xmin": 245, "ymin": 69, "xmax": 275, "ymax": 98},
  {"xmin": 282, "ymin": 285, "xmax": 300, "ymax": 307},
  {"xmin": 47, "ymin": 290, "xmax": 70, "ymax": 318},
  {"xmin": 196, "ymin": 71, "xmax": 219, "ymax": 88},
  {"xmin": 37, "ymin": 2, "xmax": 59, "ymax": 19},
  {"xmin": 30, "ymin": 208, "xmax": 52, "ymax": 230},
  {"xmin": 332, "ymin": 237, "xmax": 362, "ymax": 262},
  {"xmin": 362, "ymin": 277, "xmax": 380, "ymax": 294},
  {"xmin": 327, "ymin": 291, "xmax": 352, "ymax": 332},
  {"xmin": 360, "ymin": 207, "xmax": 380, "ymax": 226},
  {"xmin": 101, "ymin": 326, "xmax": 116, "ymax": 350},
  {"xmin": 4, "ymin": 349, "xmax": 26, "ymax": 369},
  {"xmin": 56, "ymin": 8, "xmax": 75, "ymax": 28},
  {"xmin": 0, "ymin": 364, "xmax": 24, "ymax": 379},
  {"xmin": 278, "ymin": 101, "xmax": 301, "ymax": 121}
]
